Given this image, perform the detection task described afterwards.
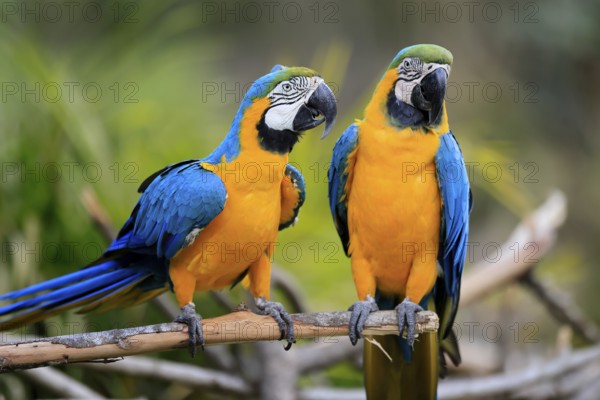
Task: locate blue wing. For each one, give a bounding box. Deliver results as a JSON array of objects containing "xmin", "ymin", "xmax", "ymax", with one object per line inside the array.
[
  {"xmin": 0, "ymin": 160, "xmax": 227, "ymax": 327},
  {"xmin": 279, "ymin": 164, "xmax": 306, "ymax": 230},
  {"xmin": 434, "ymin": 132, "xmax": 472, "ymax": 340},
  {"xmin": 107, "ymin": 159, "xmax": 227, "ymax": 261},
  {"xmin": 328, "ymin": 123, "xmax": 359, "ymax": 255}
]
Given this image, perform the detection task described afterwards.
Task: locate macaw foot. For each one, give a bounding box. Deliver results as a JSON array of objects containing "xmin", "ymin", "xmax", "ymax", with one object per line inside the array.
[
  {"xmin": 396, "ymin": 297, "xmax": 424, "ymax": 348},
  {"xmin": 348, "ymin": 296, "xmax": 379, "ymax": 345},
  {"xmin": 255, "ymin": 297, "xmax": 296, "ymax": 351},
  {"xmin": 174, "ymin": 302, "xmax": 204, "ymax": 358}
]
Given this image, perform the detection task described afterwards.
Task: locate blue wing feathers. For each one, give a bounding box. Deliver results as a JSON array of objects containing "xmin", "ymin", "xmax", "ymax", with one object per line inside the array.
[
  {"xmin": 114, "ymin": 160, "xmax": 227, "ymax": 259},
  {"xmin": 434, "ymin": 132, "xmax": 471, "ymax": 338},
  {"xmin": 137, "ymin": 159, "xmax": 197, "ymax": 194},
  {"xmin": 328, "ymin": 124, "xmax": 359, "ymax": 255},
  {"xmin": 0, "ymin": 158, "xmax": 227, "ymax": 329}
]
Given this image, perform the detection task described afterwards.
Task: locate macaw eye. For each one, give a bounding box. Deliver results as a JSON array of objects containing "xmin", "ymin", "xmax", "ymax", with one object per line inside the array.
[
  {"xmin": 404, "ymin": 60, "xmax": 410, "ymax": 67},
  {"xmin": 282, "ymin": 83, "xmax": 292, "ymax": 91}
]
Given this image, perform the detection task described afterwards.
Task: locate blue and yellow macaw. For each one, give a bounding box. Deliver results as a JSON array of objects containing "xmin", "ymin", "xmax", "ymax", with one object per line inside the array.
[
  {"xmin": 328, "ymin": 45, "xmax": 471, "ymax": 398},
  {"xmin": 0, "ymin": 65, "xmax": 337, "ymax": 355}
]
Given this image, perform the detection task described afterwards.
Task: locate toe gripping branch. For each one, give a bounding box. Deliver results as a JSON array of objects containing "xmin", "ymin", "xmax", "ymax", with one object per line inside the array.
[
  {"xmin": 348, "ymin": 295, "xmax": 379, "ymax": 345},
  {"xmin": 174, "ymin": 302, "xmax": 204, "ymax": 357},
  {"xmin": 396, "ymin": 297, "xmax": 424, "ymax": 348},
  {"xmin": 255, "ymin": 296, "xmax": 296, "ymax": 350}
]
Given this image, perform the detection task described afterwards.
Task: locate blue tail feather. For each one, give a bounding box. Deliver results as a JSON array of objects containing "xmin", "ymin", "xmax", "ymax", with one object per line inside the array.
[
  {"xmin": 0, "ymin": 267, "xmax": 135, "ymax": 315},
  {"xmin": 0, "ymin": 263, "xmax": 116, "ymax": 301},
  {"xmin": 1, "ymin": 271, "xmax": 145, "ymax": 319},
  {"xmin": 0, "ymin": 255, "xmax": 164, "ymax": 331}
]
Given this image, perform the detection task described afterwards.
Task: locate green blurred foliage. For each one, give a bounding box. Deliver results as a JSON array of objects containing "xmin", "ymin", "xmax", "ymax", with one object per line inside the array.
[{"xmin": 1, "ymin": 0, "xmax": 599, "ymax": 397}]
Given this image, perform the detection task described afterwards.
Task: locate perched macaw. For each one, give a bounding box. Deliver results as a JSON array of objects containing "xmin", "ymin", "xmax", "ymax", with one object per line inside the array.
[
  {"xmin": 328, "ymin": 45, "xmax": 471, "ymax": 398},
  {"xmin": 0, "ymin": 65, "xmax": 337, "ymax": 355}
]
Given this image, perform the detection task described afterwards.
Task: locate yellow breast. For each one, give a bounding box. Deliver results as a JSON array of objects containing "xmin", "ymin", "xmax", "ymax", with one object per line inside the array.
[
  {"xmin": 172, "ymin": 155, "xmax": 286, "ymax": 291},
  {"xmin": 347, "ymin": 121, "xmax": 441, "ymax": 295}
]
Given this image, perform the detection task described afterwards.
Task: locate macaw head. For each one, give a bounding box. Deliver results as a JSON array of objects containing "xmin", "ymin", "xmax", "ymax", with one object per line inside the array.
[
  {"xmin": 235, "ymin": 65, "xmax": 337, "ymax": 155},
  {"xmin": 366, "ymin": 44, "xmax": 453, "ymax": 131}
]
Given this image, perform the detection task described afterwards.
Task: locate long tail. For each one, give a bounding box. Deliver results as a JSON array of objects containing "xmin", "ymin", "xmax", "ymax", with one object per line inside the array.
[
  {"xmin": 0, "ymin": 257, "xmax": 167, "ymax": 331},
  {"xmin": 363, "ymin": 295, "xmax": 439, "ymax": 400}
]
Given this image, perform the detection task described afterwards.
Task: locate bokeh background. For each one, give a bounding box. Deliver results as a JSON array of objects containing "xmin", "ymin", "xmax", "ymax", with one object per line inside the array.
[{"xmin": 1, "ymin": 0, "xmax": 599, "ymax": 398}]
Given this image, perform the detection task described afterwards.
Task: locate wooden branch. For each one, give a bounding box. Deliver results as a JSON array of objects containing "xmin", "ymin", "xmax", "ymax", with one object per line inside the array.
[
  {"xmin": 0, "ymin": 310, "xmax": 438, "ymax": 372},
  {"xmin": 83, "ymin": 355, "xmax": 251, "ymax": 396},
  {"xmin": 82, "ymin": 343, "xmax": 363, "ymax": 398},
  {"xmin": 516, "ymin": 360, "xmax": 600, "ymax": 399},
  {"xmin": 80, "ymin": 187, "xmax": 117, "ymax": 240},
  {"xmin": 300, "ymin": 387, "xmax": 364, "ymax": 400},
  {"xmin": 298, "ymin": 344, "xmax": 600, "ymax": 400},
  {"xmin": 297, "ymin": 340, "xmax": 362, "ymax": 373},
  {"xmin": 438, "ymin": 344, "xmax": 600, "ymax": 399},
  {"xmin": 522, "ymin": 272, "xmax": 600, "ymax": 343},
  {"xmin": 20, "ymin": 367, "xmax": 105, "ymax": 399},
  {"xmin": 255, "ymin": 340, "xmax": 298, "ymax": 400},
  {"xmin": 460, "ymin": 190, "xmax": 567, "ymax": 307}
]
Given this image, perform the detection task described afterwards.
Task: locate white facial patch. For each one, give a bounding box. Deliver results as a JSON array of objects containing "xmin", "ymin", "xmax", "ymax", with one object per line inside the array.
[
  {"xmin": 264, "ymin": 76, "xmax": 324, "ymax": 131},
  {"xmin": 395, "ymin": 59, "xmax": 450, "ymax": 107}
]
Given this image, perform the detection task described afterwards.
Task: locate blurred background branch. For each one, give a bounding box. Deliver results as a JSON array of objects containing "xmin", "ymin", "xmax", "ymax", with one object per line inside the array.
[{"xmin": 460, "ymin": 190, "xmax": 567, "ymax": 306}]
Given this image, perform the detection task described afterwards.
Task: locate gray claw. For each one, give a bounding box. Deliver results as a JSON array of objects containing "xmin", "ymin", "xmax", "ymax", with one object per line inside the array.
[
  {"xmin": 396, "ymin": 297, "xmax": 424, "ymax": 348},
  {"xmin": 256, "ymin": 297, "xmax": 295, "ymax": 350},
  {"xmin": 174, "ymin": 302, "xmax": 204, "ymax": 357},
  {"xmin": 348, "ymin": 296, "xmax": 379, "ymax": 345}
]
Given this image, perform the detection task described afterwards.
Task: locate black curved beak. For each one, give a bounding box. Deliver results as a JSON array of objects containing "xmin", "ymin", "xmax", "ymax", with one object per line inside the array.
[
  {"xmin": 292, "ymin": 82, "xmax": 337, "ymax": 139},
  {"xmin": 411, "ymin": 67, "xmax": 448, "ymax": 125}
]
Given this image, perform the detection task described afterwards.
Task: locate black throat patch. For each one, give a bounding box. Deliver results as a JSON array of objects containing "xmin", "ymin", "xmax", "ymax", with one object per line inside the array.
[
  {"xmin": 386, "ymin": 87, "xmax": 426, "ymax": 128},
  {"xmin": 256, "ymin": 115, "xmax": 301, "ymax": 154}
]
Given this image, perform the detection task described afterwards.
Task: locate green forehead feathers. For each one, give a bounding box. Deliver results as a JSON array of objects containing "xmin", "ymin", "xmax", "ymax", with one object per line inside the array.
[
  {"xmin": 389, "ymin": 44, "xmax": 453, "ymax": 69},
  {"xmin": 248, "ymin": 67, "xmax": 319, "ymax": 100}
]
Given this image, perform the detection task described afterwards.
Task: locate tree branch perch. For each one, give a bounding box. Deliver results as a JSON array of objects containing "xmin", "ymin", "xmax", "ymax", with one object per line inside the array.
[
  {"xmin": 0, "ymin": 310, "xmax": 438, "ymax": 372},
  {"xmin": 460, "ymin": 190, "xmax": 567, "ymax": 307}
]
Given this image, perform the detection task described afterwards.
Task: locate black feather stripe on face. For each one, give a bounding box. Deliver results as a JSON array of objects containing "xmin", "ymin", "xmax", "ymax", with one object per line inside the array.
[{"xmin": 268, "ymin": 76, "xmax": 311, "ymax": 106}]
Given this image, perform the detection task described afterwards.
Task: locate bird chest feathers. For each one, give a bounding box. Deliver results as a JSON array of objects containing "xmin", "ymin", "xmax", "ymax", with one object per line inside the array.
[
  {"xmin": 179, "ymin": 158, "xmax": 284, "ymax": 279},
  {"xmin": 202, "ymin": 157, "xmax": 285, "ymax": 230},
  {"xmin": 348, "ymin": 124, "xmax": 442, "ymax": 257}
]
